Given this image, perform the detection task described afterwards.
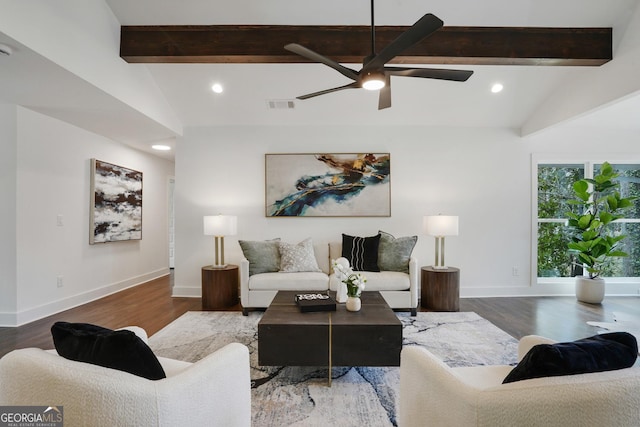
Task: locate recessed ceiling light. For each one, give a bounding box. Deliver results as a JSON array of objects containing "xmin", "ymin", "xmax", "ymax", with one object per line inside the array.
[
  {"xmin": 152, "ymin": 144, "xmax": 171, "ymax": 151},
  {"xmin": 491, "ymin": 83, "xmax": 504, "ymax": 93},
  {"xmin": 211, "ymin": 83, "xmax": 223, "ymax": 94}
]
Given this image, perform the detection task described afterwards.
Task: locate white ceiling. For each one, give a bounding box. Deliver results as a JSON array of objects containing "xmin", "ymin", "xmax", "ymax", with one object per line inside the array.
[
  {"xmin": 1, "ymin": 0, "xmax": 639, "ymax": 160},
  {"xmin": 107, "ymin": 0, "xmax": 640, "ymax": 130}
]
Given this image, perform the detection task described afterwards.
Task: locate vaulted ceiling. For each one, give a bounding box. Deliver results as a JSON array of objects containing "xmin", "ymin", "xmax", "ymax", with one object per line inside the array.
[
  {"xmin": 108, "ymin": 0, "xmax": 640, "ymax": 132},
  {"xmin": 1, "ymin": 0, "xmax": 639, "ymax": 160}
]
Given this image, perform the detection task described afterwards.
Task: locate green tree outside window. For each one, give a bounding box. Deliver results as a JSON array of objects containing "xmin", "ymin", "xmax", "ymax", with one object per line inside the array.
[{"xmin": 537, "ymin": 163, "xmax": 640, "ymax": 279}]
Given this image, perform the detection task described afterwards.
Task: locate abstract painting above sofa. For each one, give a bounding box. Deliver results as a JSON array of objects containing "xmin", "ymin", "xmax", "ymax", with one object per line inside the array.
[{"xmin": 265, "ymin": 153, "xmax": 390, "ymax": 217}]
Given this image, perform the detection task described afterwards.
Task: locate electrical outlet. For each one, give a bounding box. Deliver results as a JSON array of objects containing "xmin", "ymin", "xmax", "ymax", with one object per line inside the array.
[
  {"xmin": 512, "ymin": 267, "xmax": 519, "ymax": 277},
  {"xmin": 57, "ymin": 276, "xmax": 64, "ymax": 288}
]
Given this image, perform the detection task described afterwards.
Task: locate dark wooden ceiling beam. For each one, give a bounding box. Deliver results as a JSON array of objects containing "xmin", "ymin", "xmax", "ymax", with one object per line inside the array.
[{"xmin": 120, "ymin": 25, "xmax": 612, "ymax": 66}]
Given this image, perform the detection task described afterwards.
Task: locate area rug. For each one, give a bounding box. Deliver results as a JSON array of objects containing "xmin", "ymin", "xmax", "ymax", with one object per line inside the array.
[{"xmin": 148, "ymin": 311, "xmax": 518, "ymax": 427}]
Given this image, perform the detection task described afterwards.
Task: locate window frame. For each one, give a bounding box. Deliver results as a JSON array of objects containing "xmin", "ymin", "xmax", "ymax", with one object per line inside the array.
[{"xmin": 531, "ymin": 154, "xmax": 640, "ymax": 287}]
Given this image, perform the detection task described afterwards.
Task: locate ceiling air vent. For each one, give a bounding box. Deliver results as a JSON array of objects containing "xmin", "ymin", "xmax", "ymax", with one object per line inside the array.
[{"xmin": 267, "ymin": 100, "xmax": 295, "ymax": 110}]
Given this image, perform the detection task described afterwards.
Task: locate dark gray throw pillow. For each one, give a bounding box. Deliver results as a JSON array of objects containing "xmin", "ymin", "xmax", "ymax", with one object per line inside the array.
[
  {"xmin": 239, "ymin": 238, "xmax": 281, "ymax": 276},
  {"xmin": 51, "ymin": 321, "xmax": 166, "ymax": 380},
  {"xmin": 377, "ymin": 230, "xmax": 417, "ymax": 273},
  {"xmin": 503, "ymin": 332, "xmax": 638, "ymax": 384},
  {"xmin": 341, "ymin": 233, "xmax": 381, "ymax": 272}
]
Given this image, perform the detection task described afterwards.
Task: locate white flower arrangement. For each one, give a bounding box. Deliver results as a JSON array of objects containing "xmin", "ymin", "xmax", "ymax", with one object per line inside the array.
[{"xmin": 332, "ymin": 257, "xmax": 367, "ymax": 298}]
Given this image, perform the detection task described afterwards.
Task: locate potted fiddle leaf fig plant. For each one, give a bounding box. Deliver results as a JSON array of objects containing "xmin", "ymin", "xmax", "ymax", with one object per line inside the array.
[{"xmin": 566, "ymin": 162, "xmax": 635, "ymax": 303}]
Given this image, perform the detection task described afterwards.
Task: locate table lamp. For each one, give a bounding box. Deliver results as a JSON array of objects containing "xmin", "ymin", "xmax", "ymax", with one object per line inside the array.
[
  {"xmin": 424, "ymin": 215, "xmax": 459, "ymax": 269},
  {"xmin": 203, "ymin": 215, "xmax": 237, "ymax": 268}
]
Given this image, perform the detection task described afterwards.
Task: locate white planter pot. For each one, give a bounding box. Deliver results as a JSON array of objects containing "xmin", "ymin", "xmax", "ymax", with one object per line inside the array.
[{"xmin": 575, "ymin": 276, "xmax": 605, "ymax": 304}]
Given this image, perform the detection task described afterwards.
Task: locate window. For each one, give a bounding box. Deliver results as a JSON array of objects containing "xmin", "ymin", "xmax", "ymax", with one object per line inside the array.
[{"xmin": 536, "ymin": 161, "xmax": 640, "ymax": 280}]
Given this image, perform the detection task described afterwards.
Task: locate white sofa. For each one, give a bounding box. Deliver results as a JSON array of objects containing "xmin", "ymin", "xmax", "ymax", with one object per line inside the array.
[
  {"xmin": 240, "ymin": 241, "xmax": 418, "ymax": 315},
  {"xmin": 240, "ymin": 242, "xmax": 330, "ymax": 313},
  {"xmin": 399, "ymin": 335, "xmax": 640, "ymax": 427},
  {"xmin": 0, "ymin": 328, "xmax": 251, "ymax": 427}
]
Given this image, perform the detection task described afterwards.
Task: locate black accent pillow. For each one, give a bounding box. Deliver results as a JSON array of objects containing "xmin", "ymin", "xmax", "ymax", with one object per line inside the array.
[
  {"xmin": 503, "ymin": 332, "xmax": 638, "ymax": 384},
  {"xmin": 51, "ymin": 322, "xmax": 166, "ymax": 380},
  {"xmin": 341, "ymin": 233, "xmax": 381, "ymax": 272}
]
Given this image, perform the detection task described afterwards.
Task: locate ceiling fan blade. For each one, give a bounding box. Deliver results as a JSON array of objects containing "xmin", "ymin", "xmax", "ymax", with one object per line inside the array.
[
  {"xmin": 364, "ymin": 13, "xmax": 443, "ymax": 71},
  {"xmin": 385, "ymin": 67, "xmax": 473, "ymax": 82},
  {"xmin": 378, "ymin": 74, "xmax": 391, "ymax": 110},
  {"xmin": 296, "ymin": 82, "xmax": 360, "ymax": 100},
  {"xmin": 285, "ymin": 43, "xmax": 359, "ymax": 81}
]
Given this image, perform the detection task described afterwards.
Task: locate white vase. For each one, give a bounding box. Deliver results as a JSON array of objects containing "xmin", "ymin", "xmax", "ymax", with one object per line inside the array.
[
  {"xmin": 336, "ymin": 282, "xmax": 348, "ymax": 303},
  {"xmin": 346, "ymin": 296, "xmax": 361, "ymax": 312},
  {"xmin": 575, "ymin": 276, "xmax": 605, "ymax": 304}
]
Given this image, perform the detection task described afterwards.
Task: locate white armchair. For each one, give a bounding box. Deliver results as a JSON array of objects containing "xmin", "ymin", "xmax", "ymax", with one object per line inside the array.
[
  {"xmin": 399, "ymin": 335, "xmax": 640, "ymax": 427},
  {"xmin": 0, "ymin": 328, "xmax": 251, "ymax": 427}
]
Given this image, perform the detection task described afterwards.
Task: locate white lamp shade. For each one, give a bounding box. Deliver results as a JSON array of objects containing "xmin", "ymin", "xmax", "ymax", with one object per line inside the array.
[
  {"xmin": 203, "ymin": 215, "xmax": 237, "ymax": 236},
  {"xmin": 423, "ymin": 215, "xmax": 459, "ymax": 237}
]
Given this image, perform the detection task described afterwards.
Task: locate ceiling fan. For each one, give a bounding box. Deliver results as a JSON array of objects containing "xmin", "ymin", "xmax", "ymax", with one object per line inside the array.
[{"xmin": 284, "ymin": 0, "xmax": 473, "ymax": 110}]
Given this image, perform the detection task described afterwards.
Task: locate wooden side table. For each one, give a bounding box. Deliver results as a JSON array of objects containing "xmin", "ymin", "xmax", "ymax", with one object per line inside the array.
[
  {"xmin": 421, "ymin": 266, "xmax": 460, "ymax": 312},
  {"xmin": 201, "ymin": 265, "xmax": 239, "ymax": 310}
]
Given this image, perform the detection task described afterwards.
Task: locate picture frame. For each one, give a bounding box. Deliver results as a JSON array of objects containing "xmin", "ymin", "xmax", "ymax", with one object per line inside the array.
[
  {"xmin": 90, "ymin": 159, "xmax": 143, "ymax": 244},
  {"xmin": 265, "ymin": 153, "xmax": 391, "ymax": 217}
]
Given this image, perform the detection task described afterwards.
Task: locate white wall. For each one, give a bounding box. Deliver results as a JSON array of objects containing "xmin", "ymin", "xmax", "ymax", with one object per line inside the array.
[
  {"xmin": 0, "ymin": 107, "xmax": 175, "ymax": 326},
  {"xmin": 174, "ymin": 124, "xmax": 639, "ymax": 298},
  {"xmin": 0, "ymin": 0, "xmax": 181, "ymax": 136},
  {"xmin": 0, "ymin": 104, "xmax": 18, "ymax": 316}
]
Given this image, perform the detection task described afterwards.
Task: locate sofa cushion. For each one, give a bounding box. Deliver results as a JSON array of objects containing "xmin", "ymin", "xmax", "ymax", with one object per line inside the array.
[
  {"xmin": 51, "ymin": 321, "xmax": 166, "ymax": 380},
  {"xmin": 378, "ymin": 230, "xmax": 417, "ymax": 273},
  {"xmin": 342, "ymin": 233, "xmax": 381, "ymax": 272},
  {"xmin": 279, "ymin": 238, "xmax": 322, "ymax": 273},
  {"xmin": 330, "ymin": 271, "xmax": 410, "ymax": 292},
  {"xmin": 239, "ymin": 238, "xmax": 281, "ymax": 275},
  {"xmin": 502, "ymin": 332, "xmax": 638, "ymax": 384},
  {"xmin": 249, "ymin": 271, "xmax": 329, "ymax": 291}
]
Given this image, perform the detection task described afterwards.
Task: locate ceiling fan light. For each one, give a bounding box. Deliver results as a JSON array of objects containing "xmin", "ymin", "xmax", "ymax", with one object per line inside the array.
[{"xmin": 362, "ymin": 72, "xmax": 386, "ymax": 91}]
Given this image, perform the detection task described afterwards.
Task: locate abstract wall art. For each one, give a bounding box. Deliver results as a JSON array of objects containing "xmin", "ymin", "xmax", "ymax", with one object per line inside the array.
[
  {"xmin": 90, "ymin": 159, "xmax": 143, "ymax": 244},
  {"xmin": 265, "ymin": 153, "xmax": 391, "ymax": 217}
]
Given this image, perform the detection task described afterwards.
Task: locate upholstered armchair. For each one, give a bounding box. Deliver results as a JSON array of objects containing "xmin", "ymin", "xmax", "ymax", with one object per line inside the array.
[
  {"xmin": 399, "ymin": 335, "xmax": 640, "ymax": 427},
  {"xmin": 0, "ymin": 327, "xmax": 251, "ymax": 427}
]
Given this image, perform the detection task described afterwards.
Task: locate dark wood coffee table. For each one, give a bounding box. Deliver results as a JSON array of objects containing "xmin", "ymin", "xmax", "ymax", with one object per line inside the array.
[{"xmin": 258, "ymin": 291, "xmax": 402, "ymax": 385}]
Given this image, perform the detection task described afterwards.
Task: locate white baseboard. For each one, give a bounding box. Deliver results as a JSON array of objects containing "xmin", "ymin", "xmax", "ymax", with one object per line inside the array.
[
  {"xmin": 0, "ymin": 268, "xmax": 170, "ymax": 327},
  {"xmin": 172, "ymin": 285, "xmax": 201, "ymax": 298},
  {"xmin": 0, "ymin": 312, "xmax": 17, "ymax": 327},
  {"xmin": 461, "ymin": 282, "xmax": 639, "ymax": 298}
]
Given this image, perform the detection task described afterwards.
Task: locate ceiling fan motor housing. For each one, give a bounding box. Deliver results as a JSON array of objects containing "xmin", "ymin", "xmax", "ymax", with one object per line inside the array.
[{"xmin": 284, "ymin": 6, "xmax": 472, "ymax": 109}]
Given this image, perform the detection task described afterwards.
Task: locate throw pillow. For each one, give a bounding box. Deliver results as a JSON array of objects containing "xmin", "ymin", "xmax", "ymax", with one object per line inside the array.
[
  {"xmin": 502, "ymin": 332, "xmax": 638, "ymax": 384},
  {"xmin": 341, "ymin": 233, "xmax": 381, "ymax": 272},
  {"xmin": 279, "ymin": 238, "xmax": 322, "ymax": 272},
  {"xmin": 377, "ymin": 230, "xmax": 417, "ymax": 273},
  {"xmin": 51, "ymin": 322, "xmax": 166, "ymax": 380},
  {"xmin": 238, "ymin": 238, "xmax": 281, "ymax": 276}
]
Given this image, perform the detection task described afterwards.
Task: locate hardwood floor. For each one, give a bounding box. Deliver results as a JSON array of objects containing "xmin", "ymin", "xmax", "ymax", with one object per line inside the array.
[
  {"xmin": 0, "ymin": 274, "xmax": 203, "ymax": 358},
  {"xmin": 1, "ymin": 273, "xmax": 638, "ymax": 358},
  {"xmin": 460, "ymin": 295, "xmax": 640, "ymax": 342}
]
